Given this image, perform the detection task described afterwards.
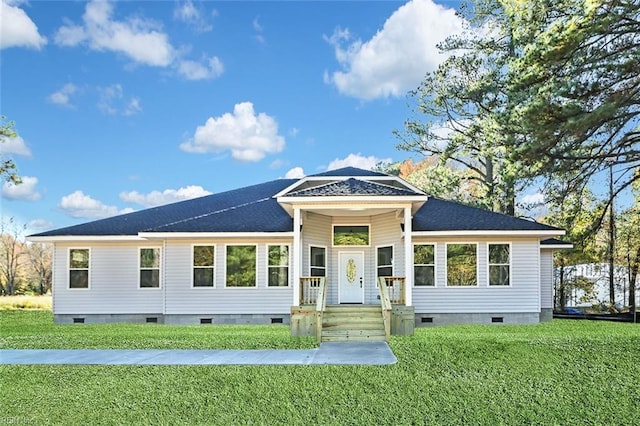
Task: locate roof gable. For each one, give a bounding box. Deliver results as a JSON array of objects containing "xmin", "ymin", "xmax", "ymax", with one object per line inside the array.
[{"xmin": 286, "ymin": 178, "xmax": 422, "ymax": 197}]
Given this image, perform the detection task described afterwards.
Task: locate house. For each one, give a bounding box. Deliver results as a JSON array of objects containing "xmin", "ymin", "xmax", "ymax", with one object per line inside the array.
[
  {"xmin": 557, "ymin": 263, "xmax": 639, "ymax": 308},
  {"xmin": 28, "ymin": 167, "xmax": 567, "ymax": 341}
]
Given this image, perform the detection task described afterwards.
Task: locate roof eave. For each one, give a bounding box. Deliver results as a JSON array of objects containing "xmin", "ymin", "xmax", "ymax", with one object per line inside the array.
[
  {"xmin": 138, "ymin": 232, "xmax": 294, "ymax": 239},
  {"xmin": 26, "ymin": 235, "xmax": 146, "ymax": 243},
  {"xmin": 277, "ymin": 195, "xmax": 428, "ymax": 204},
  {"xmin": 411, "ymin": 230, "xmax": 565, "ymax": 237}
]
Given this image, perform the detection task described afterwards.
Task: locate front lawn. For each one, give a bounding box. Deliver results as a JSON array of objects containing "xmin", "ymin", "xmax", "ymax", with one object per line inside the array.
[{"xmin": 1, "ymin": 311, "xmax": 639, "ymax": 425}]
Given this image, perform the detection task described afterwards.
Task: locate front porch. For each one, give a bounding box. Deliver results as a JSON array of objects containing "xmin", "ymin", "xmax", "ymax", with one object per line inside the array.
[{"xmin": 291, "ymin": 277, "xmax": 415, "ymax": 342}]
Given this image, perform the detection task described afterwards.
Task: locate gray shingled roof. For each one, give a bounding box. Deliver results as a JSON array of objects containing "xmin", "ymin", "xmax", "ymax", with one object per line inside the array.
[
  {"xmin": 286, "ymin": 178, "xmax": 422, "ymax": 197},
  {"xmin": 412, "ymin": 197, "xmax": 561, "ymax": 232},
  {"xmin": 30, "ymin": 167, "xmax": 561, "ymax": 237}
]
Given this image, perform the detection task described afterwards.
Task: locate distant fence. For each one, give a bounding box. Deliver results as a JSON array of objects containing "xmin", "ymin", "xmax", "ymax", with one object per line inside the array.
[{"xmin": 553, "ymin": 311, "xmax": 639, "ymax": 323}]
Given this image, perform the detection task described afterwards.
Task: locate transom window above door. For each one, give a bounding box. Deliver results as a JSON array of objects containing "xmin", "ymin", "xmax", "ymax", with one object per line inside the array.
[{"xmin": 333, "ymin": 225, "xmax": 369, "ymax": 246}]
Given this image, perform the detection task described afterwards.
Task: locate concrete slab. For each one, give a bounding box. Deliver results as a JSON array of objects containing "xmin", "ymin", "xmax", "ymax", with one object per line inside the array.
[{"xmin": 0, "ymin": 343, "xmax": 396, "ymax": 366}]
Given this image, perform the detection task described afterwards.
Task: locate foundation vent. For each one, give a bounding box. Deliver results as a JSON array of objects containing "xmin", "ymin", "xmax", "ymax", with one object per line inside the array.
[
  {"xmin": 271, "ymin": 317, "xmax": 284, "ymax": 324},
  {"xmin": 491, "ymin": 317, "xmax": 504, "ymax": 323},
  {"xmin": 200, "ymin": 318, "xmax": 213, "ymax": 325},
  {"xmin": 72, "ymin": 317, "xmax": 85, "ymax": 324}
]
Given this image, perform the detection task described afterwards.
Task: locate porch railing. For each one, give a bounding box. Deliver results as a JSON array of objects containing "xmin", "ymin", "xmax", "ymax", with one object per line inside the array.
[
  {"xmin": 379, "ymin": 276, "xmax": 406, "ymax": 305},
  {"xmin": 299, "ymin": 276, "xmax": 324, "ymax": 305},
  {"xmin": 315, "ymin": 277, "xmax": 328, "ymax": 343},
  {"xmin": 377, "ymin": 277, "xmax": 392, "ymax": 341}
]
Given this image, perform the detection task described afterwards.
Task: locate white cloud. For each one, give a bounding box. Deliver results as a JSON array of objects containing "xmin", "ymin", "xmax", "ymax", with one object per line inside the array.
[
  {"xmin": 253, "ymin": 16, "xmax": 266, "ymax": 44},
  {"xmin": 0, "ymin": 0, "xmax": 47, "ymax": 50},
  {"xmin": 324, "ymin": 0, "xmax": 463, "ymax": 100},
  {"xmin": 48, "ymin": 83, "xmax": 79, "ymax": 107},
  {"xmin": 180, "ymin": 102, "xmax": 285, "ymax": 162},
  {"xmin": 54, "ymin": 0, "xmax": 223, "ymax": 79},
  {"xmin": 59, "ymin": 190, "xmax": 134, "ymax": 219},
  {"xmin": 174, "ymin": 0, "xmax": 213, "ymax": 33},
  {"xmin": 120, "ymin": 185, "xmax": 212, "ymax": 208},
  {"xmin": 177, "ymin": 56, "xmax": 223, "ymax": 80},
  {"xmin": 327, "ymin": 153, "xmax": 392, "ymax": 171},
  {"xmin": 27, "ymin": 218, "xmax": 54, "ymax": 231},
  {"xmin": 520, "ymin": 192, "xmax": 545, "ymax": 206},
  {"xmin": 1, "ymin": 135, "xmax": 31, "ymax": 157},
  {"xmin": 97, "ymin": 84, "xmax": 142, "ymax": 116},
  {"xmin": 54, "ymin": 0, "xmax": 175, "ymax": 67},
  {"xmin": 285, "ymin": 167, "xmax": 305, "ymax": 179},
  {"xmin": 1, "ymin": 176, "xmax": 42, "ymax": 201}
]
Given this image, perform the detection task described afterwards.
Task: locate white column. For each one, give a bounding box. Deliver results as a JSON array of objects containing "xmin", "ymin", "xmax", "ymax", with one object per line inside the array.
[
  {"xmin": 292, "ymin": 207, "xmax": 301, "ymax": 306},
  {"xmin": 404, "ymin": 206, "xmax": 413, "ymax": 306}
]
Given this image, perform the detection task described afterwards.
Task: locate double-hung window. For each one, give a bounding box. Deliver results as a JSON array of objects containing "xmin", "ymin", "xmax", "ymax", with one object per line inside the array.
[
  {"xmin": 226, "ymin": 245, "xmax": 256, "ymax": 287},
  {"xmin": 414, "ymin": 244, "xmax": 435, "ymax": 286},
  {"xmin": 69, "ymin": 248, "xmax": 89, "ymax": 289},
  {"xmin": 377, "ymin": 246, "xmax": 393, "ymax": 277},
  {"xmin": 193, "ymin": 245, "xmax": 215, "ymax": 287},
  {"xmin": 140, "ymin": 248, "xmax": 160, "ymax": 288},
  {"xmin": 446, "ymin": 243, "xmax": 477, "ymax": 286},
  {"xmin": 310, "ymin": 246, "xmax": 326, "ymax": 277},
  {"xmin": 268, "ymin": 245, "xmax": 290, "ymax": 287},
  {"xmin": 488, "ymin": 244, "xmax": 510, "ymax": 286}
]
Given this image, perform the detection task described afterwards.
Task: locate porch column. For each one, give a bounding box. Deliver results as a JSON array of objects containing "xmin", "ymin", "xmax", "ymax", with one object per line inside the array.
[
  {"xmin": 404, "ymin": 206, "xmax": 413, "ymax": 306},
  {"xmin": 292, "ymin": 207, "xmax": 301, "ymax": 306}
]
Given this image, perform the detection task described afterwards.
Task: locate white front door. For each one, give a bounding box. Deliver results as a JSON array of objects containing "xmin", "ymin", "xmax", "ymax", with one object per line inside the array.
[{"xmin": 338, "ymin": 252, "xmax": 364, "ymax": 304}]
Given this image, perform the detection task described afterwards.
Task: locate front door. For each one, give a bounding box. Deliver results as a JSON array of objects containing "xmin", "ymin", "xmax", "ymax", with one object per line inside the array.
[{"xmin": 338, "ymin": 252, "xmax": 364, "ymax": 304}]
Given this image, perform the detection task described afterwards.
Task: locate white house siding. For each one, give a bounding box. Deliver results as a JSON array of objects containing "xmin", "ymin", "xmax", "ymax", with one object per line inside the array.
[
  {"xmin": 412, "ymin": 237, "xmax": 541, "ymax": 314},
  {"xmin": 163, "ymin": 238, "xmax": 293, "ymax": 315},
  {"xmin": 52, "ymin": 242, "xmax": 163, "ymax": 315},
  {"xmin": 540, "ymin": 249, "xmax": 554, "ymax": 309}
]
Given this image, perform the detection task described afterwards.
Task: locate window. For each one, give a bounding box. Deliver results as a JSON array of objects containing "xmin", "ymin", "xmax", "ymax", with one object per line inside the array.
[
  {"xmin": 226, "ymin": 245, "xmax": 256, "ymax": 287},
  {"xmin": 69, "ymin": 248, "xmax": 89, "ymax": 289},
  {"xmin": 446, "ymin": 243, "xmax": 477, "ymax": 286},
  {"xmin": 414, "ymin": 244, "xmax": 435, "ymax": 286},
  {"xmin": 489, "ymin": 244, "xmax": 510, "ymax": 286},
  {"xmin": 333, "ymin": 225, "xmax": 369, "ymax": 246},
  {"xmin": 268, "ymin": 245, "xmax": 289, "ymax": 287},
  {"xmin": 310, "ymin": 246, "xmax": 326, "ymax": 277},
  {"xmin": 140, "ymin": 248, "xmax": 160, "ymax": 288},
  {"xmin": 377, "ymin": 246, "xmax": 393, "ymax": 277},
  {"xmin": 193, "ymin": 245, "xmax": 215, "ymax": 287}
]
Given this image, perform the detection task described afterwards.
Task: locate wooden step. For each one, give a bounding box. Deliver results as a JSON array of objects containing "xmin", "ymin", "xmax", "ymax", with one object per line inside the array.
[{"xmin": 320, "ymin": 305, "xmax": 386, "ymax": 342}]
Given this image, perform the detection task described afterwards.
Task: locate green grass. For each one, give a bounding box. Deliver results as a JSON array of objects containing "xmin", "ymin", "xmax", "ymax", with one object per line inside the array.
[{"xmin": 2, "ymin": 311, "xmax": 639, "ymax": 425}]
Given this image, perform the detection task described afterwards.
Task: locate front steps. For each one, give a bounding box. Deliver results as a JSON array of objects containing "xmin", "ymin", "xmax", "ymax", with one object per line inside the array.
[{"xmin": 321, "ymin": 305, "xmax": 386, "ymax": 342}]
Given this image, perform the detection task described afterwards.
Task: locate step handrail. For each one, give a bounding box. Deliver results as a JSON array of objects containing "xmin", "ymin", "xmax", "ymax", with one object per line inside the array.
[
  {"xmin": 315, "ymin": 277, "xmax": 328, "ymax": 343},
  {"xmin": 377, "ymin": 277, "xmax": 392, "ymax": 340}
]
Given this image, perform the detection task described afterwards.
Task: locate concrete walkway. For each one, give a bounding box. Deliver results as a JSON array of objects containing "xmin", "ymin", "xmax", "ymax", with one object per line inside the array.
[{"xmin": 0, "ymin": 342, "xmax": 396, "ymax": 366}]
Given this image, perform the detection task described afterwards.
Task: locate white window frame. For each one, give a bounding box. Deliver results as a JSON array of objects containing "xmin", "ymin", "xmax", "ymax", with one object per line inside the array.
[
  {"xmin": 376, "ymin": 245, "xmax": 394, "ymax": 277},
  {"xmin": 192, "ymin": 244, "xmax": 216, "ymax": 288},
  {"xmin": 224, "ymin": 244, "xmax": 258, "ymax": 288},
  {"xmin": 445, "ymin": 242, "xmax": 479, "ymax": 287},
  {"xmin": 267, "ymin": 244, "xmax": 291, "ymax": 288},
  {"xmin": 413, "ymin": 243, "xmax": 436, "ymax": 287},
  {"xmin": 309, "ymin": 245, "xmax": 327, "ymax": 277},
  {"xmin": 139, "ymin": 247, "xmax": 162, "ymax": 289},
  {"xmin": 332, "ymin": 224, "xmax": 371, "ymax": 247},
  {"xmin": 68, "ymin": 247, "xmax": 90, "ymax": 290},
  {"xmin": 487, "ymin": 242, "xmax": 512, "ymax": 287}
]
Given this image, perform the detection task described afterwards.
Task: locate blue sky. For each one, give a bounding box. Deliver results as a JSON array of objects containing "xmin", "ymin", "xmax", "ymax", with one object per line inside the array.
[{"xmin": 2, "ymin": 0, "xmax": 469, "ymax": 232}]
